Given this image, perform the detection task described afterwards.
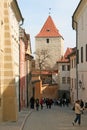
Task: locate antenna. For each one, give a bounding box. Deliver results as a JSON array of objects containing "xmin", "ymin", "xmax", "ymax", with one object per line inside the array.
[{"xmin": 49, "ymin": 8, "xmax": 51, "ymax": 15}]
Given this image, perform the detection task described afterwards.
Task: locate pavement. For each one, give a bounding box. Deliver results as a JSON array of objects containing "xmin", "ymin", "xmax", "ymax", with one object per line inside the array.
[
  {"xmin": 22, "ymin": 105, "xmax": 87, "ymax": 130},
  {"xmin": 0, "ymin": 108, "xmax": 32, "ymax": 130},
  {"xmin": 0, "ymin": 105, "xmax": 87, "ymax": 130}
]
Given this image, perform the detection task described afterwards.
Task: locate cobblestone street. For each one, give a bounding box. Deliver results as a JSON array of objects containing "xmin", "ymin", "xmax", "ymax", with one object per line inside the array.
[{"xmin": 23, "ymin": 105, "xmax": 87, "ymax": 130}]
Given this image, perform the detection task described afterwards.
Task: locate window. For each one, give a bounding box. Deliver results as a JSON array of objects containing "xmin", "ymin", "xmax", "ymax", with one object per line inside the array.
[
  {"xmin": 46, "ymin": 29, "xmax": 50, "ymax": 32},
  {"xmin": 72, "ymin": 60, "xmax": 73, "ymax": 68},
  {"xmin": 70, "ymin": 60, "xmax": 72, "ymax": 68},
  {"xmin": 74, "ymin": 79, "xmax": 76, "ymax": 89},
  {"xmin": 67, "ymin": 77, "xmax": 70, "ymax": 84},
  {"xmin": 62, "ymin": 65, "xmax": 66, "ymax": 71},
  {"xmin": 46, "ymin": 39, "xmax": 49, "ymax": 43},
  {"xmin": 74, "ymin": 58, "xmax": 76, "ymax": 68},
  {"xmin": 67, "ymin": 65, "xmax": 70, "ymax": 71},
  {"xmin": 72, "ymin": 78, "xmax": 73, "ymax": 88},
  {"xmin": 77, "ymin": 50, "xmax": 79, "ymax": 64},
  {"xmin": 86, "ymin": 44, "xmax": 87, "ymax": 61},
  {"xmin": 62, "ymin": 77, "xmax": 66, "ymax": 84},
  {"xmin": 81, "ymin": 47, "xmax": 83, "ymax": 63}
]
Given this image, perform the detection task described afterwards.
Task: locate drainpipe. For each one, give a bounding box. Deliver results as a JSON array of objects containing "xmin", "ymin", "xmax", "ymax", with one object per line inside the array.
[
  {"xmin": 72, "ymin": 18, "xmax": 78, "ymax": 100},
  {"xmin": 19, "ymin": 18, "xmax": 24, "ymax": 111}
]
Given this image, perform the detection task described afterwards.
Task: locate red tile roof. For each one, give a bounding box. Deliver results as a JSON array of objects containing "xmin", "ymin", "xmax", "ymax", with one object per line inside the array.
[
  {"xmin": 64, "ymin": 48, "xmax": 73, "ymax": 59},
  {"xmin": 57, "ymin": 48, "xmax": 73, "ymax": 63},
  {"xmin": 35, "ymin": 15, "xmax": 62, "ymax": 38},
  {"xmin": 32, "ymin": 70, "xmax": 58, "ymax": 75}
]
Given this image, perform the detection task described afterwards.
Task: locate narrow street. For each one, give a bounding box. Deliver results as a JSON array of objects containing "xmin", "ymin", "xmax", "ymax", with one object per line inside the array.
[{"xmin": 23, "ymin": 105, "xmax": 87, "ymax": 130}]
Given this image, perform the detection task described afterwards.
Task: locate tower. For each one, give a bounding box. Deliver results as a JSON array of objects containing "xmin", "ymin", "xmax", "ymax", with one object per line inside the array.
[{"xmin": 35, "ymin": 15, "xmax": 64, "ymax": 70}]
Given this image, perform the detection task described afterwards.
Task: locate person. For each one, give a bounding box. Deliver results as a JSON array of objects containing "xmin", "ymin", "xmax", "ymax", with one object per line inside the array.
[
  {"xmin": 30, "ymin": 96, "xmax": 35, "ymax": 109},
  {"xmin": 45, "ymin": 98, "xmax": 49, "ymax": 109},
  {"xmin": 48, "ymin": 99, "xmax": 53, "ymax": 109},
  {"xmin": 72, "ymin": 100, "xmax": 84, "ymax": 126},
  {"xmin": 80, "ymin": 99, "xmax": 84, "ymax": 114},
  {"xmin": 40, "ymin": 98, "xmax": 44, "ymax": 109},
  {"xmin": 35, "ymin": 98, "xmax": 39, "ymax": 111}
]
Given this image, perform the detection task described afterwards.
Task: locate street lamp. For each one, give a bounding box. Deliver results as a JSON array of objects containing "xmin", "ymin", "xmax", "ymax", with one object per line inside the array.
[{"xmin": 79, "ymin": 80, "xmax": 82, "ymax": 88}]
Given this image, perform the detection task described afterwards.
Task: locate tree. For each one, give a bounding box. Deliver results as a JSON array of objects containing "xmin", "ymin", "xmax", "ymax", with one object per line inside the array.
[{"xmin": 34, "ymin": 49, "xmax": 51, "ymax": 77}]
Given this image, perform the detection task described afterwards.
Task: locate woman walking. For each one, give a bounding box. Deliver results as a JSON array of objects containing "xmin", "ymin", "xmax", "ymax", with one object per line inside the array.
[{"xmin": 72, "ymin": 100, "xmax": 84, "ymax": 126}]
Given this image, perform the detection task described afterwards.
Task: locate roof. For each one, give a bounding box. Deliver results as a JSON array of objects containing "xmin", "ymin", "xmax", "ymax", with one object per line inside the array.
[
  {"xmin": 32, "ymin": 70, "xmax": 58, "ymax": 75},
  {"xmin": 57, "ymin": 48, "xmax": 73, "ymax": 63},
  {"xmin": 11, "ymin": 0, "xmax": 24, "ymax": 22},
  {"xmin": 35, "ymin": 15, "xmax": 63, "ymax": 38},
  {"xmin": 72, "ymin": 0, "xmax": 86, "ymax": 29},
  {"xmin": 68, "ymin": 47, "xmax": 76, "ymax": 57},
  {"xmin": 64, "ymin": 48, "xmax": 73, "ymax": 59}
]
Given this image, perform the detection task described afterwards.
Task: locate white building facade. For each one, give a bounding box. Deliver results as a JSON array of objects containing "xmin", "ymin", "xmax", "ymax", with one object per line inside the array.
[
  {"xmin": 72, "ymin": 0, "xmax": 87, "ymax": 102},
  {"xmin": 57, "ymin": 48, "xmax": 72, "ymax": 99},
  {"xmin": 69, "ymin": 49, "xmax": 77, "ymax": 104}
]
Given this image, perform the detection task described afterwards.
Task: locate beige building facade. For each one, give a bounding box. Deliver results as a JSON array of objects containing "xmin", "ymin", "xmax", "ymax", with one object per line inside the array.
[{"xmin": 0, "ymin": 0, "xmax": 23, "ymax": 121}]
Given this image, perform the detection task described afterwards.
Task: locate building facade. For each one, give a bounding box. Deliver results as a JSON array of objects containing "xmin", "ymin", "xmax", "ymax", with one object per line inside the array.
[
  {"xmin": 19, "ymin": 27, "xmax": 33, "ymax": 110},
  {"xmin": 69, "ymin": 48, "xmax": 76, "ymax": 104},
  {"xmin": 57, "ymin": 48, "xmax": 72, "ymax": 99},
  {"xmin": 0, "ymin": 0, "xmax": 23, "ymax": 121},
  {"xmin": 72, "ymin": 0, "xmax": 87, "ymax": 102}
]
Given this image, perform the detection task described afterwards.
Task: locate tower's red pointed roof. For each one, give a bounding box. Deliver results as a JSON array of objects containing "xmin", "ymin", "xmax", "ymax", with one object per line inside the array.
[{"xmin": 35, "ymin": 16, "xmax": 62, "ymax": 38}]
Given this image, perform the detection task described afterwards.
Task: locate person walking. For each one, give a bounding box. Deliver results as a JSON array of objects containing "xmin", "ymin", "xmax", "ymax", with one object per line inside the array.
[
  {"xmin": 80, "ymin": 99, "xmax": 84, "ymax": 114},
  {"xmin": 40, "ymin": 98, "xmax": 44, "ymax": 109},
  {"xmin": 35, "ymin": 98, "xmax": 39, "ymax": 111},
  {"xmin": 30, "ymin": 96, "xmax": 35, "ymax": 109},
  {"xmin": 72, "ymin": 100, "xmax": 84, "ymax": 126}
]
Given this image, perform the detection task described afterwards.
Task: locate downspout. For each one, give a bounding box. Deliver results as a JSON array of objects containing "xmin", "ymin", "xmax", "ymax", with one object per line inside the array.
[
  {"xmin": 72, "ymin": 18, "xmax": 78, "ymax": 100},
  {"xmin": 19, "ymin": 18, "xmax": 24, "ymax": 111}
]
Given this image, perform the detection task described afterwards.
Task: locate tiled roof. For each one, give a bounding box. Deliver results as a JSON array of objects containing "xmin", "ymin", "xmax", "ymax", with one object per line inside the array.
[
  {"xmin": 68, "ymin": 47, "xmax": 76, "ymax": 57},
  {"xmin": 32, "ymin": 70, "xmax": 58, "ymax": 75},
  {"xmin": 57, "ymin": 48, "xmax": 73, "ymax": 63},
  {"xmin": 57, "ymin": 58, "xmax": 69, "ymax": 63},
  {"xmin": 64, "ymin": 48, "xmax": 73, "ymax": 59},
  {"xmin": 35, "ymin": 15, "xmax": 62, "ymax": 38}
]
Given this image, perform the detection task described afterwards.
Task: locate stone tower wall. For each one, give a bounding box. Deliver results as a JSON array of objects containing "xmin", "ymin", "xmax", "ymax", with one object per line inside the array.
[{"xmin": 35, "ymin": 37, "xmax": 64, "ymax": 70}]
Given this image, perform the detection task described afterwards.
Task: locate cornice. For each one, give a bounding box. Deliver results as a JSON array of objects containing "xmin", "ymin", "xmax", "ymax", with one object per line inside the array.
[{"xmin": 10, "ymin": 0, "xmax": 23, "ymax": 22}]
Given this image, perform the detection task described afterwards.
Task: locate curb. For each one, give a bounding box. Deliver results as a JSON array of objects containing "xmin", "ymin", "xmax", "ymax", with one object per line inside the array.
[{"xmin": 20, "ymin": 110, "xmax": 33, "ymax": 130}]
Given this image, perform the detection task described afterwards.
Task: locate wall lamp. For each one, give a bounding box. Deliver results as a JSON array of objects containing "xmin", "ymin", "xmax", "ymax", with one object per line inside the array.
[{"xmin": 79, "ymin": 80, "xmax": 82, "ymax": 88}]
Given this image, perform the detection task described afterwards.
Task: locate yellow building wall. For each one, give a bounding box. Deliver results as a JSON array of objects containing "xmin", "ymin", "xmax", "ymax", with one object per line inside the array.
[
  {"xmin": 0, "ymin": 1, "xmax": 4, "ymax": 121},
  {"xmin": 2, "ymin": 1, "xmax": 18, "ymax": 121},
  {"xmin": 34, "ymin": 80, "xmax": 42, "ymax": 100}
]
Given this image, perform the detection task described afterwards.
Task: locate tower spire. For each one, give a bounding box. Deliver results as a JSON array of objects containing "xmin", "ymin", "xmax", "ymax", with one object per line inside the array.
[{"xmin": 49, "ymin": 8, "xmax": 51, "ymax": 15}]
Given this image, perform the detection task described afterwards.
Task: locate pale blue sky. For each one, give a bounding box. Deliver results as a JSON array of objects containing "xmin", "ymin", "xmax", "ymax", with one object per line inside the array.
[{"xmin": 18, "ymin": 0, "xmax": 80, "ymax": 54}]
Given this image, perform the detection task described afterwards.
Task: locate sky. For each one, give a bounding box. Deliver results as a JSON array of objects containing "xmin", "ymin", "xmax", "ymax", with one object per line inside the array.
[{"xmin": 17, "ymin": 0, "xmax": 80, "ymax": 54}]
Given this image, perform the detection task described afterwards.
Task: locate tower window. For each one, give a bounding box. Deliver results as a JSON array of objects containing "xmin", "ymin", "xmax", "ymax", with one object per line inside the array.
[
  {"xmin": 46, "ymin": 39, "xmax": 49, "ymax": 43},
  {"xmin": 46, "ymin": 29, "xmax": 50, "ymax": 32}
]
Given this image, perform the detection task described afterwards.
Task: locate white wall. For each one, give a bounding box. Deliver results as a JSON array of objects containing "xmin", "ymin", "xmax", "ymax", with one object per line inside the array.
[{"xmin": 77, "ymin": 3, "xmax": 87, "ymax": 101}]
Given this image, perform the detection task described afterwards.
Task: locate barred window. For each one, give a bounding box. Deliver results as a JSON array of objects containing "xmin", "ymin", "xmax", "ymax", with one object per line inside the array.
[
  {"xmin": 67, "ymin": 65, "xmax": 70, "ymax": 71},
  {"xmin": 67, "ymin": 77, "xmax": 70, "ymax": 84},
  {"xmin": 62, "ymin": 65, "xmax": 66, "ymax": 71},
  {"xmin": 62, "ymin": 77, "xmax": 66, "ymax": 84}
]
